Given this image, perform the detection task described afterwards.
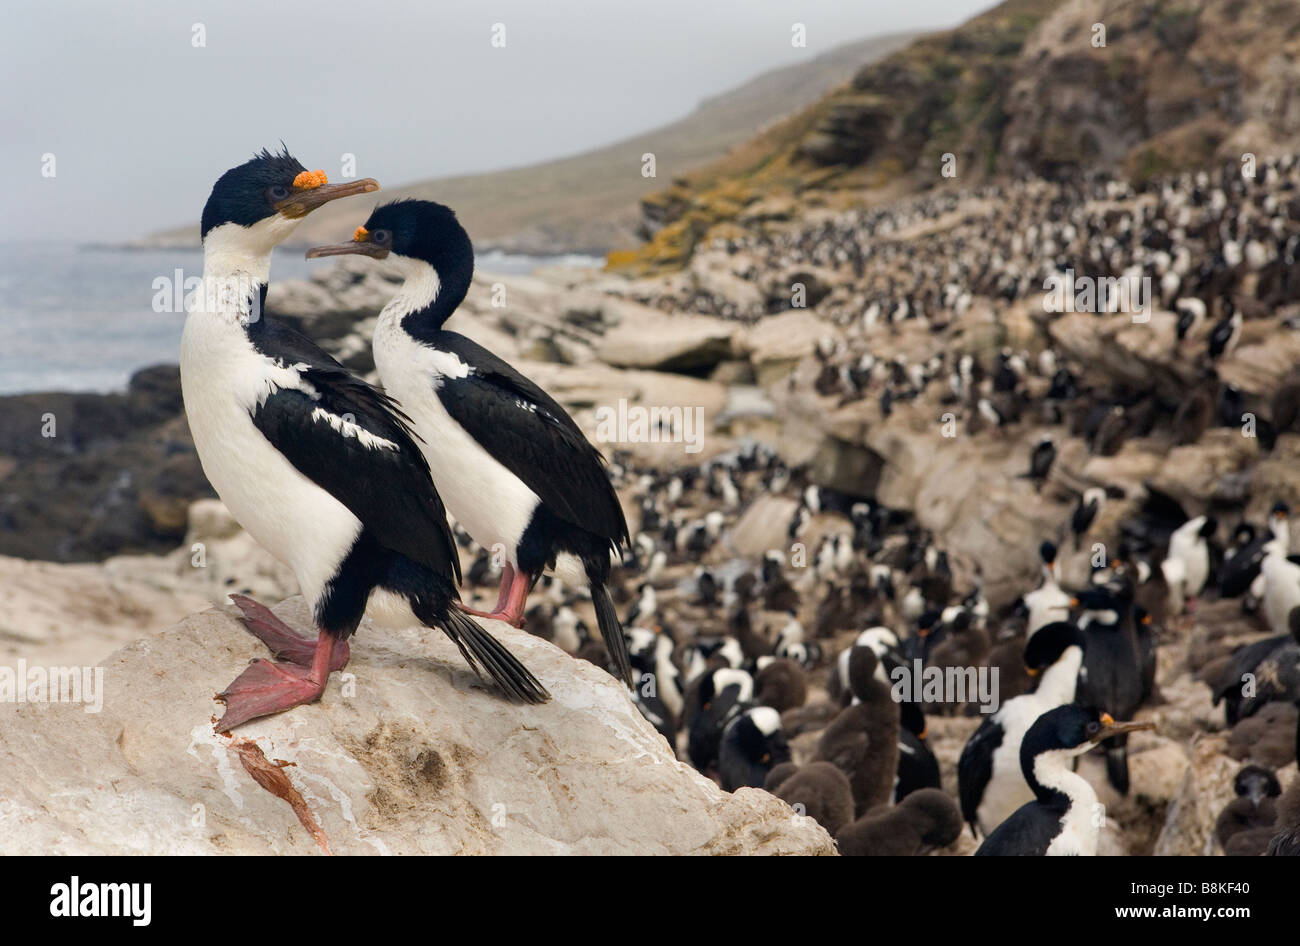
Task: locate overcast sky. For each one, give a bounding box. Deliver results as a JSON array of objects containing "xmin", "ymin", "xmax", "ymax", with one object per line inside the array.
[{"xmin": 2, "ymin": 0, "xmax": 993, "ymax": 241}]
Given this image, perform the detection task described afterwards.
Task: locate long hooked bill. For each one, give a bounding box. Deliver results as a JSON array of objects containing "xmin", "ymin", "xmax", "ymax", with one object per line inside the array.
[
  {"xmin": 306, "ymin": 230, "xmax": 390, "ymax": 259},
  {"xmin": 1089, "ymin": 714, "xmax": 1155, "ymax": 743},
  {"xmin": 274, "ymin": 178, "xmax": 380, "ymax": 218}
]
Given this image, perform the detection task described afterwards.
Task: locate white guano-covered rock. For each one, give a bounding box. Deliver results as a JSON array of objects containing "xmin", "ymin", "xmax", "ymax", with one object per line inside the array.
[{"xmin": 0, "ymin": 596, "xmax": 834, "ymax": 855}]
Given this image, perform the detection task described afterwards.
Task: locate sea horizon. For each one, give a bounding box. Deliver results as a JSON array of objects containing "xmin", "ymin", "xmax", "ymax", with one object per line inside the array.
[{"xmin": 0, "ymin": 242, "xmax": 602, "ymax": 396}]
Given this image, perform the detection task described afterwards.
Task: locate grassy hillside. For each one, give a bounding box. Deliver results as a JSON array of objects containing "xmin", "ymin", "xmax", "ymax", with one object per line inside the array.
[{"xmin": 615, "ymin": 0, "xmax": 1300, "ymax": 273}]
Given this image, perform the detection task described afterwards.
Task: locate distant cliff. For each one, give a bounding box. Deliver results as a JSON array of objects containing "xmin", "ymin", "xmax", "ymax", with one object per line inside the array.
[{"xmin": 618, "ymin": 0, "xmax": 1300, "ymax": 272}]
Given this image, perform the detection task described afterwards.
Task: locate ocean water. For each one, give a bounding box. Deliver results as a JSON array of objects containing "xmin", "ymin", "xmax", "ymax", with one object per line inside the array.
[{"xmin": 0, "ymin": 243, "xmax": 601, "ymax": 396}]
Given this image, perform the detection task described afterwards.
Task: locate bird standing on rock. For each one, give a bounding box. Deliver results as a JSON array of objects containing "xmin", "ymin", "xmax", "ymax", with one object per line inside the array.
[
  {"xmin": 308, "ymin": 199, "xmax": 633, "ymax": 686},
  {"xmin": 1023, "ymin": 436, "xmax": 1056, "ymax": 490},
  {"xmin": 182, "ymin": 151, "xmax": 548, "ymax": 732},
  {"xmin": 975, "ymin": 705, "xmax": 1153, "ymax": 856},
  {"xmin": 1219, "ymin": 501, "xmax": 1289, "ymax": 598},
  {"xmin": 1162, "ymin": 514, "xmax": 1216, "ymax": 614},
  {"xmin": 1071, "ymin": 487, "xmax": 1107, "ymax": 548},
  {"xmin": 1207, "ymin": 307, "xmax": 1242, "ymax": 360},
  {"xmin": 1022, "ymin": 540, "xmax": 1071, "ymax": 635},
  {"xmin": 958, "ymin": 621, "xmax": 1087, "ymax": 838}
]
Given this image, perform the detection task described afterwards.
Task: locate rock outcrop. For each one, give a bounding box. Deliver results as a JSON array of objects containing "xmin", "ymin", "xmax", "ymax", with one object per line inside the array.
[
  {"xmin": 597, "ymin": 305, "xmax": 739, "ymax": 373},
  {"xmin": 1153, "ymin": 735, "xmax": 1242, "ymax": 856},
  {"xmin": 0, "ymin": 597, "xmax": 834, "ymax": 855},
  {"xmin": 0, "ymin": 554, "xmax": 211, "ymax": 672},
  {"xmin": 0, "ymin": 365, "xmax": 213, "ymax": 562}
]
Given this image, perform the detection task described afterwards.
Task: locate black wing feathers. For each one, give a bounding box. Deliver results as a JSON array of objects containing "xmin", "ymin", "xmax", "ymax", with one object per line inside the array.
[
  {"xmin": 435, "ymin": 331, "xmax": 629, "ymax": 547},
  {"xmin": 958, "ymin": 716, "xmax": 1002, "ymax": 834},
  {"xmin": 1220, "ymin": 537, "xmax": 1269, "ymax": 597},
  {"xmin": 247, "ymin": 318, "xmax": 461, "ymax": 583},
  {"xmin": 974, "ymin": 803, "xmax": 1063, "ymax": 856}
]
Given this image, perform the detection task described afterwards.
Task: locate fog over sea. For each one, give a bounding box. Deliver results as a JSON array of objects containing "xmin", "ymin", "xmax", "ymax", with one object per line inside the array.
[{"xmin": 0, "ymin": 243, "xmax": 599, "ymax": 395}]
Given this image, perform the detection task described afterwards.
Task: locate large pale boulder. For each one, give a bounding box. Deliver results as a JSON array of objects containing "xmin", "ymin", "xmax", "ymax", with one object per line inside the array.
[
  {"xmin": 1152, "ymin": 734, "xmax": 1239, "ymax": 856},
  {"xmin": 1219, "ymin": 331, "xmax": 1300, "ymax": 397},
  {"xmin": 597, "ymin": 304, "xmax": 738, "ymax": 372},
  {"xmin": 728, "ymin": 496, "xmax": 800, "ymax": 559},
  {"xmin": 522, "ymin": 361, "xmax": 730, "ymax": 465},
  {"xmin": 0, "ymin": 554, "xmax": 211, "ymax": 672},
  {"xmin": 687, "ymin": 250, "xmax": 767, "ymax": 313},
  {"xmin": 1049, "ymin": 311, "xmax": 1192, "ymax": 400},
  {"xmin": 0, "ymin": 597, "xmax": 834, "ymax": 855},
  {"xmin": 745, "ymin": 311, "xmax": 840, "ymax": 383}
]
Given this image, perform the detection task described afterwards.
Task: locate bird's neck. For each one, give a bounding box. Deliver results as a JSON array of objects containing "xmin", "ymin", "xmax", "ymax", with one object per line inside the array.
[
  {"xmin": 1272, "ymin": 520, "xmax": 1290, "ymax": 551},
  {"xmin": 1036, "ymin": 646, "xmax": 1083, "ymax": 705},
  {"xmin": 196, "ymin": 237, "xmax": 271, "ymax": 326},
  {"xmin": 1027, "ymin": 747, "xmax": 1096, "ymax": 812},
  {"xmin": 387, "ymin": 256, "xmax": 473, "ymax": 342},
  {"xmin": 201, "ymin": 225, "xmax": 274, "ymax": 285}
]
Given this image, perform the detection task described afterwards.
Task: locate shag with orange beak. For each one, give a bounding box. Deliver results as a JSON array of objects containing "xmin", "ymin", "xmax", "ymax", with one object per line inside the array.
[
  {"xmin": 181, "ymin": 152, "xmax": 547, "ymax": 732},
  {"xmin": 975, "ymin": 705, "xmax": 1154, "ymax": 855},
  {"xmin": 306, "ymin": 199, "xmax": 634, "ymax": 687},
  {"xmin": 958, "ymin": 622, "xmax": 1086, "ymax": 839}
]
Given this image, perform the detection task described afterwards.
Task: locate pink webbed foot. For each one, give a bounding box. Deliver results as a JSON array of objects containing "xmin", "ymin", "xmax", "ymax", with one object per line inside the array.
[
  {"xmin": 215, "ymin": 628, "xmax": 344, "ymax": 732},
  {"xmin": 229, "ymin": 594, "xmax": 349, "ymax": 670}
]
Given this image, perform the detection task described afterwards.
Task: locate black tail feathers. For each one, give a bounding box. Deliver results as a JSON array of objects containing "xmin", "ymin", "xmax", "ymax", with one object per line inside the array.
[
  {"xmin": 591, "ymin": 579, "xmax": 633, "ymax": 688},
  {"xmin": 438, "ymin": 606, "xmax": 550, "ymax": 704}
]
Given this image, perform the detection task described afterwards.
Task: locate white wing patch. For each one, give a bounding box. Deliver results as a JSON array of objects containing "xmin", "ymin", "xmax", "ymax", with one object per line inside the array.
[
  {"xmin": 310, "ymin": 407, "xmax": 399, "ymax": 452},
  {"xmin": 239, "ymin": 357, "xmax": 318, "ymax": 413},
  {"xmin": 241, "ymin": 357, "xmax": 395, "ymax": 452},
  {"xmin": 426, "ymin": 349, "xmax": 473, "ymax": 387}
]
